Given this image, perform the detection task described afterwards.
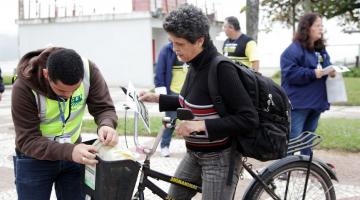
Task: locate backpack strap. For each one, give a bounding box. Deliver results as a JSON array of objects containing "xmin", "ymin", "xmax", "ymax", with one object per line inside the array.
[
  {"xmin": 208, "ymin": 55, "xmax": 240, "ymax": 186},
  {"xmin": 208, "ymin": 55, "xmax": 233, "ymax": 117}
]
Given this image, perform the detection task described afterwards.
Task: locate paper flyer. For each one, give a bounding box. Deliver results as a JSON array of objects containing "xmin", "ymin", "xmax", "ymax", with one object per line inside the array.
[
  {"xmin": 323, "ymin": 65, "xmax": 350, "ymax": 75},
  {"xmin": 124, "ymin": 82, "xmax": 150, "ymax": 133}
]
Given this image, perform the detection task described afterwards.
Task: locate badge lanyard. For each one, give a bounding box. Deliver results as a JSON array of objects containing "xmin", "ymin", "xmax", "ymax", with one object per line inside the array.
[{"xmin": 57, "ymin": 96, "xmax": 72, "ymax": 134}]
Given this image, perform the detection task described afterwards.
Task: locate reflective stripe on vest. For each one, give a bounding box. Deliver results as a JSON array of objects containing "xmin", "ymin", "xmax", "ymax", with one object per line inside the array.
[
  {"xmin": 33, "ymin": 57, "xmax": 90, "ymax": 143},
  {"xmin": 227, "ymin": 56, "xmax": 251, "ymax": 67}
]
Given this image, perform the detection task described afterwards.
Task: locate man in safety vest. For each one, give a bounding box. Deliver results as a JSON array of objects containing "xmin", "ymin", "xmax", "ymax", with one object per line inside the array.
[
  {"xmin": 222, "ymin": 16, "xmax": 260, "ymax": 71},
  {"xmin": 11, "ymin": 47, "xmax": 119, "ymax": 200}
]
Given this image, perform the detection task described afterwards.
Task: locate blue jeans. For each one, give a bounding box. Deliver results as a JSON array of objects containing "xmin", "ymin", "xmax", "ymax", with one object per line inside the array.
[
  {"xmin": 169, "ymin": 148, "xmax": 242, "ymax": 200},
  {"xmin": 13, "ymin": 152, "xmax": 85, "ymax": 200},
  {"xmin": 290, "ymin": 109, "xmax": 321, "ymax": 155},
  {"xmin": 160, "ymin": 91, "xmax": 178, "ymax": 149}
]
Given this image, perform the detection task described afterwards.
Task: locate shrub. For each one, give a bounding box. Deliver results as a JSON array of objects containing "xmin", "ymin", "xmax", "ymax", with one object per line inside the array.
[
  {"xmin": 2, "ymin": 75, "xmax": 13, "ymax": 85},
  {"xmin": 272, "ymin": 70, "xmax": 281, "ymax": 79},
  {"xmin": 343, "ymin": 67, "xmax": 360, "ymax": 78}
]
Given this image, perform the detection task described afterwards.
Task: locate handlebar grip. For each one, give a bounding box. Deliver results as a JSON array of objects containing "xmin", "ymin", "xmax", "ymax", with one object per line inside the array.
[{"xmin": 190, "ymin": 132, "xmax": 198, "ymax": 136}]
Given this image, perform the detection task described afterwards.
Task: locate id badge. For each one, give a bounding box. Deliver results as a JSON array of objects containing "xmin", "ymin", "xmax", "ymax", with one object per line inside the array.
[{"xmin": 58, "ymin": 136, "xmax": 72, "ymax": 144}]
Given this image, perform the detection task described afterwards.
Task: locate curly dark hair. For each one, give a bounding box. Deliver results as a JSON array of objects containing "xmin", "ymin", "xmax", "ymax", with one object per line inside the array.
[
  {"xmin": 46, "ymin": 49, "xmax": 84, "ymax": 85},
  {"xmin": 294, "ymin": 12, "xmax": 326, "ymax": 51},
  {"xmin": 163, "ymin": 4, "xmax": 210, "ymax": 47}
]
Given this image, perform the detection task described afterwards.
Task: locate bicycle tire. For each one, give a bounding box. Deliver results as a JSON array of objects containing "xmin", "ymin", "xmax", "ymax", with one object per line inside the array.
[{"xmin": 246, "ymin": 161, "xmax": 336, "ymax": 200}]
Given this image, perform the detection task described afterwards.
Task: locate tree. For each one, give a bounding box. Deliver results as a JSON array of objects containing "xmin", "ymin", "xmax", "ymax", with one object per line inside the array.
[
  {"xmin": 246, "ymin": 0, "xmax": 260, "ymax": 41},
  {"xmin": 261, "ymin": 0, "xmax": 360, "ymax": 33}
]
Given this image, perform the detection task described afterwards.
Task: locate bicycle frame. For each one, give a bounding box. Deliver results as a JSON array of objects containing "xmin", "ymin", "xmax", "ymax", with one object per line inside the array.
[
  {"xmin": 134, "ymin": 156, "xmax": 202, "ymax": 200},
  {"xmin": 124, "ymin": 100, "xmax": 337, "ymax": 200},
  {"xmin": 127, "ymin": 110, "xmax": 201, "ymax": 200}
]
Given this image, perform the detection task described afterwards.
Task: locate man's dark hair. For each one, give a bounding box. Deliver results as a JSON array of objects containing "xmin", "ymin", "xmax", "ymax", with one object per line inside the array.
[
  {"xmin": 163, "ymin": 4, "xmax": 210, "ymax": 47},
  {"xmin": 46, "ymin": 49, "xmax": 84, "ymax": 85},
  {"xmin": 294, "ymin": 12, "xmax": 325, "ymax": 51},
  {"xmin": 225, "ymin": 16, "xmax": 240, "ymax": 31}
]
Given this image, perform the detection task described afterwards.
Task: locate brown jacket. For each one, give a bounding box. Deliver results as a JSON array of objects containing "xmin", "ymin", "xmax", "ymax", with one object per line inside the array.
[{"xmin": 12, "ymin": 47, "xmax": 118, "ymax": 161}]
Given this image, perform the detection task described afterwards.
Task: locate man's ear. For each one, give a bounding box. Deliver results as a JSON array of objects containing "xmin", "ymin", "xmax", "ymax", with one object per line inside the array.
[{"xmin": 42, "ymin": 68, "xmax": 49, "ymax": 79}]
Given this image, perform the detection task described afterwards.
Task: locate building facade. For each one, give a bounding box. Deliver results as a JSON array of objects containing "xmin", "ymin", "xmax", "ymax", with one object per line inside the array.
[{"xmin": 17, "ymin": 0, "xmax": 223, "ymax": 87}]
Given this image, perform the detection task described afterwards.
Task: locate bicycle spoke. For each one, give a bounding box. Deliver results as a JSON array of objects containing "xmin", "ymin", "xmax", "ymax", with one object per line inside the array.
[{"xmin": 253, "ymin": 167, "xmax": 334, "ymax": 200}]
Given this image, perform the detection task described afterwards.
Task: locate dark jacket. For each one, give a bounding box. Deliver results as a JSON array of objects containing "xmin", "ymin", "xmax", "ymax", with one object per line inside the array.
[
  {"xmin": 280, "ymin": 41, "xmax": 331, "ymax": 112},
  {"xmin": 159, "ymin": 43, "xmax": 259, "ymax": 152},
  {"xmin": 0, "ymin": 68, "xmax": 4, "ymax": 93},
  {"xmin": 154, "ymin": 43, "xmax": 177, "ymax": 94},
  {"xmin": 12, "ymin": 47, "xmax": 118, "ymax": 161}
]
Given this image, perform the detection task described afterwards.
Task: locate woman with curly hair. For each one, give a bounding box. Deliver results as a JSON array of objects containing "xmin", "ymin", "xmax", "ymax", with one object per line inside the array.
[
  {"xmin": 280, "ymin": 13, "xmax": 336, "ymax": 156},
  {"xmin": 139, "ymin": 4, "xmax": 258, "ymax": 199}
]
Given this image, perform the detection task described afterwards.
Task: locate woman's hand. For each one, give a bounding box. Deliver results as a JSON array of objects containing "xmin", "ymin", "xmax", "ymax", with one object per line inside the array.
[
  {"xmin": 175, "ymin": 120, "xmax": 206, "ymax": 137},
  {"xmin": 315, "ymin": 69, "xmax": 323, "ymax": 79},
  {"xmin": 328, "ymin": 70, "xmax": 336, "ymax": 78},
  {"xmin": 138, "ymin": 91, "xmax": 160, "ymax": 103}
]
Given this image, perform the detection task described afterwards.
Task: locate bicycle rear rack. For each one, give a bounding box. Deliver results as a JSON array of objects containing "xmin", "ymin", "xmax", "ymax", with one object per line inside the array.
[{"xmin": 287, "ymin": 131, "xmax": 322, "ymax": 154}]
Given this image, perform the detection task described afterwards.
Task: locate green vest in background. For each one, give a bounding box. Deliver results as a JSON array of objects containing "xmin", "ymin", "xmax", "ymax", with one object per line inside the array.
[{"xmin": 33, "ymin": 58, "xmax": 90, "ymax": 144}]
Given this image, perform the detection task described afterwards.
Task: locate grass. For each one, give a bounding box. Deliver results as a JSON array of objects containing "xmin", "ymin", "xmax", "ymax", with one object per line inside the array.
[
  {"xmin": 272, "ymin": 77, "xmax": 360, "ymax": 106},
  {"xmin": 343, "ymin": 78, "xmax": 360, "ymax": 105},
  {"xmin": 2, "ymin": 75, "xmax": 13, "ymax": 85},
  {"xmin": 82, "ymin": 117, "xmax": 360, "ymax": 153},
  {"xmin": 317, "ymin": 118, "xmax": 360, "ymax": 152},
  {"xmin": 82, "ymin": 117, "xmax": 163, "ymax": 136}
]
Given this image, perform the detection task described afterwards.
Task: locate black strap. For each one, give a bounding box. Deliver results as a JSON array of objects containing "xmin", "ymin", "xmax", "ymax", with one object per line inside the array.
[
  {"xmin": 208, "ymin": 55, "xmax": 239, "ymax": 186},
  {"xmin": 208, "ymin": 55, "xmax": 232, "ymax": 117},
  {"xmin": 226, "ymin": 139, "xmax": 237, "ymax": 185}
]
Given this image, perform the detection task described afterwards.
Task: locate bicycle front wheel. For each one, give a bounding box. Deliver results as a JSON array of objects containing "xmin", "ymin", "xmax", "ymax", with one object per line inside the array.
[{"xmin": 247, "ymin": 161, "xmax": 336, "ymax": 200}]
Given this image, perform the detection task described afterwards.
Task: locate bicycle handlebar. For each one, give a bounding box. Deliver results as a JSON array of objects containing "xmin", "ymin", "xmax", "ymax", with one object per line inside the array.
[{"xmin": 126, "ymin": 106, "xmax": 198, "ymax": 159}]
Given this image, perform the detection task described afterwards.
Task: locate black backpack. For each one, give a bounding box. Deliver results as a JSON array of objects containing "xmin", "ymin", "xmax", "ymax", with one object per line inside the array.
[{"xmin": 208, "ymin": 55, "xmax": 291, "ymax": 161}]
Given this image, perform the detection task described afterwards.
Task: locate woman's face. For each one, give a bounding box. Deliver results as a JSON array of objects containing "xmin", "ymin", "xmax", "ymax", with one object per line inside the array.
[
  {"xmin": 309, "ymin": 17, "xmax": 323, "ymax": 42},
  {"xmin": 168, "ymin": 34, "xmax": 204, "ymax": 62}
]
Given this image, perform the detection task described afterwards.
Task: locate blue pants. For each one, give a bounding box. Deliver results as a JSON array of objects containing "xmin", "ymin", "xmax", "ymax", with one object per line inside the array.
[
  {"xmin": 169, "ymin": 148, "xmax": 242, "ymax": 200},
  {"xmin": 13, "ymin": 152, "xmax": 85, "ymax": 200},
  {"xmin": 290, "ymin": 109, "xmax": 321, "ymax": 155}
]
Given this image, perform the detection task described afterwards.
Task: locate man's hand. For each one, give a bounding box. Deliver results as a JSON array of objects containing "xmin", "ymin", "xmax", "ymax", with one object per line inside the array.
[
  {"xmin": 175, "ymin": 120, "xmax": 206, "ymax": 137},
  {"xmin": 98, "ymin": 126, "xmax": 118, "ymax": 146},
  {"xmin": 138, "ymin": 91, "xmax": 160, "ymax": 103},
  {"xmin": 72, "ymin": 143, "xmax": 98, "ymax": 165}
]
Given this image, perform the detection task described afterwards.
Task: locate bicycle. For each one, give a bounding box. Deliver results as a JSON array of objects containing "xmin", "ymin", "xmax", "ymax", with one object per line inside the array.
[{"xmin": 83, "ymin": 105, "xmax": 337, "ymax": 200}]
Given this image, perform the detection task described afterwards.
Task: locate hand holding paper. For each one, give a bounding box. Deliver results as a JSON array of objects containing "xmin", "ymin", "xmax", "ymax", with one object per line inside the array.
[{"xmin": 322, "ymin": 65, "xmax": 350, "ymax": 75}]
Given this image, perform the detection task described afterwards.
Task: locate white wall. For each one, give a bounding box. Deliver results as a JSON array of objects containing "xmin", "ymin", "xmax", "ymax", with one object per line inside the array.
[
  {"xmin": 18, "ymin": 15, "xmax": 154, "ymax": 87},
  {"xmin": 18, "ymin": 14, "xmax": 229, "ymax": 88},
  {"xmin": 152, "ymin": 27, "xmax": 169, "ymax": 64}
]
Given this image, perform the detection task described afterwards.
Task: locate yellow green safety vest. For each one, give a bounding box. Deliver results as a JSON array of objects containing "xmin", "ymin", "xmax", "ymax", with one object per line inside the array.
[{"xmin": 33, "ymin": 58, "xmax": 90, "ymax": 144}]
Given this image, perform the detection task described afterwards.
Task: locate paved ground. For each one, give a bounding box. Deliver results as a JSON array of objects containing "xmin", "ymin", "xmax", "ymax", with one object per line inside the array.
[{"xmin": 1, "ymin": 86, "xmax": 360, "ymax": 199}]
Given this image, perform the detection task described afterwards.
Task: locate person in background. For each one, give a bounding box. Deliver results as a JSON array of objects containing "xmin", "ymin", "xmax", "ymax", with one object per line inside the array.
[
  {"xmin": 280, "ymin": 12, "xmax": 336, "ymax": 156},
  {"xmin": 139, "ymin": 4, "xmax": 258, "ymax": 199},
  {"xmin": 154, "ymin": 42, "xmax": 188, "ymax": 157},
  {"xmin": 12, "ymin": 47, "xmax": 119, "ymax": 200},
  {"xmin": 0, "ymin": 68, "xmax": 4, "ymax": 101},
  {"xmin": 222, "ymin": 16, "xmax": 260, "ymax": 71}
]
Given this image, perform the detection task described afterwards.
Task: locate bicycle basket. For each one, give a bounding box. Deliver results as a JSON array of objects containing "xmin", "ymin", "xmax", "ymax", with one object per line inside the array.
[{"xmin": 81, "ymin": 140, "xmax": 141, "ymax": 200}]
